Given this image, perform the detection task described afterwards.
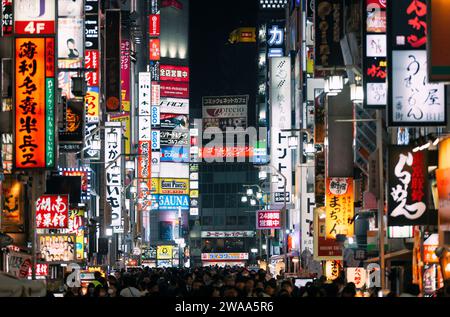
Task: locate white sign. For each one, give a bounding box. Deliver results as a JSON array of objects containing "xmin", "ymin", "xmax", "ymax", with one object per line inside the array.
[
  {"xmin": 391, "ymin": 50, "xmax": 445, "ymax": 125},
  {"xmin": 366, "ymin": 82, "xmax": 387, "ymax": 106},
  {"xmin": 202, "ymin": 104, "xmax": 247, "ymax": 119},
  {"xmin": 151, "ymin": 105, "xmax": 160, "ymax": 126},
  {"xmin": 151, "ymin": 151, "xmax": 160, "ymax": 173},
  {"xmin": 58, "ymin": 18, "xmax": 84, "ymax": 59},
  {"xmin": 58, "ymin": 0, "xmax": 83, "ymax": 17},
  {"xmin": 105, "ymin": 122, "xmax": 123, "ymax": 229},
  {"xmin": 14, "ymin": 0, "xmax": 55, "ymax": 34},
  {"xmin": 151, "ymin": 130, "xmax": 160, "ymax": 150},
  {"xmin": 270, "ymin": 57, "xmax": 292, "ymax": 203},
  {"xmin": 159, "ymin": 162, "xmax": 189, "ymax": 178},
  {"xmin": 201, "ymin": 231, "xmax": 255, "ymax": 238},
  {"xmin": 160, "ymin": 98, "xmax": 189, "ymax": 114},
  {"xmin": 151, "ymin": 83, "xmax": 160, "ymax": 106},
  {"xmin": 138, "ymin": 116, "xmax": 151, "ymax": 141},
  {"xmin": 346, "ymin": 268, "xmax": 367, "ymax": 289},
  {"xmin": 366, "ymin": 34, "xmax": 386, "ymax": 57},
  {"xmin": 138, "ymin": 73, "xmax": 151, "ymax": 116},
  {"xmin": 301, "ymin": 189, "xmax": 316, "ymax": 253},
  {"xmin": 190, "ymin": 207, "xmax": 199, "ymax": 216}
]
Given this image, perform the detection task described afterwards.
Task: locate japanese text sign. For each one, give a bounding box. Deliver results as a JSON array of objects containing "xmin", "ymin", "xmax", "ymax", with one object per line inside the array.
[
  {"xmin": 388, "ymin": 146, "xmax": 429, "ymax": 226},
  {"xmin": 14, "ymin": 37, "xmax": 55, "ymax": 169},
  {"xmin": 36, "ymin": 194, "xmax": 69, "ymax": 229},
  {"xmin": 256, "ymin": 210, "xmax": 281, "ymax": 229},
  {"xmin": 325, "ymin": 178, "xmax": 354, "ymax": 239}
]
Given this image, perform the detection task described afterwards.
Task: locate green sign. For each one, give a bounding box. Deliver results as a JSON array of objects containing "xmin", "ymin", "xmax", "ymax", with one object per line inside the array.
[{"xmin": 45, "ymin": 78, "xmax": 55, "ymax": 168}]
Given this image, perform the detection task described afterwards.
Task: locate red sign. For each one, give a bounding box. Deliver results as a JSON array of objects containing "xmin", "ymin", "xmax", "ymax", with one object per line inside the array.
[
  {"xmin": 27, "ymin": 263, "xmax": 49, "ymax": 277},
  {"xmin": 85, "ymin": 50, "xmax": 99, "ymax": 86},
  {"xmin": 161, "ymin": 0, "xmax": 183, "ymax": 10},
  {"xmin": 160, "ymin": 65, "xmax": 189, "ymax": 82},
  {"xmin": 256, "ymin": 210, "xmax": 281, "ymax": 229},
  {"xmin": 151, "ymin": 83, "xmax": 160, "ymax": 105},
  {"xmin": 19, "ymin": 259, "xmax": 31, "ymax": 278},
  {"xmin": 149, "ymin": 38, "xmax": 160, "ymax": 61},
  {"xmin": 199, "ymin": 146, "xmax": 253, "ymax": 158},
  {"xmin": 149, "ymin": 14, "xmax": 160, "ymax": 36},
  {"xmin": 36, "ymin": 194, "xmax": 69, "ymax": 229},
  {"xmin": 15, "ymin": 20, "xmax": 55, "ymax": 35},
  {"xmin": 160, "ymin": 81, "xmax": 189, "ymax": 98}
]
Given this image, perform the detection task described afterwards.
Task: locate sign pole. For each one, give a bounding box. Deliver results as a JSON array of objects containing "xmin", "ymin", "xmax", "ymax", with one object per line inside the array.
[{"xmin": 376, "ymin": 109, "xmax": 385, "ymax": 290}]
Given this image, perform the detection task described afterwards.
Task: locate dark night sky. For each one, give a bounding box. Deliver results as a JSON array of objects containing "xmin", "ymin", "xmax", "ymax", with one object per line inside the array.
[{"xmin": 189, "ymin": 0, "xmax": 259, "ymax": 123}]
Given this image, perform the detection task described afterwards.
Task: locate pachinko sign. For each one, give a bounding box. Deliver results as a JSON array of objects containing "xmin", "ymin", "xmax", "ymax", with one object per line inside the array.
[
  {"xmin": 14, "ymin": 37, "xmax": 55, "ymax": 169},
  {"xmin": 36, "ymin": 194, "xmax": 69, "ymax": 229},
  {"xmin": 325, "ymin": 178, "xmax": 354, "ymax": 239}
]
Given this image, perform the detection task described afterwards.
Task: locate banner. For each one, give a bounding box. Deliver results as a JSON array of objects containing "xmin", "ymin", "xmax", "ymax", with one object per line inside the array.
[
  {"xmin": 105, "ymin": 122, "xmax": 123, "ymax": 230},
  {"xmin": 149, "ymin": 38, "xmax": 160, "ymax": 61},
  {"xmin": 157, "ymin": 245, "xmax": 173, "ymax": 260},
  {"xmin": 388, "ymin": 146, "xmax": 432, "ymax": 226},
  {"xmin": 314, "ymin": 0, "xmax": 344, "ymax": 68},
  {"xmin": 160, "ymin": 82, "xmax": 189, "ymax": 99},
  {"xmin": 15, "ymin": 37, "xmax": 55, "ymax": 169},
  {"xmin": 325, "ymin": 178, "xmax": 354, "ymax": 239},
  {"xmin": 158, "ymin": 178, "xmax": 189, "ymax": 195},
  {"xmin": 270, "ymin": 58, "xmax": 292, "ymax": 203},
  {"xmin": 201, "ymin": 231, "xmax": 255, "ymax": 238},
  {"xmin": 160, "ymin": 113, "xmax": 189, "ymax": 129},
  {"xmin": 160, "ymin": 129, "xmax": 189, "ymax": 146},
  {"xmin": 36, "ymin": 194, "xmax": 69, "ymax": 229},
  {"xmin": 160, "ymin": 146, "xmax": 189, "ymax": 163}
]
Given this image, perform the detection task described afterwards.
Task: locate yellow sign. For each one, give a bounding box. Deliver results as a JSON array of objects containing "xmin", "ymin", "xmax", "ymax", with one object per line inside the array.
[
  {"xmin": 190, "ymin": 190, "xmax": 199, "ymax": 198},
  {"xmin": 157, "ymin": 245, "xmax": 173, "ymax": 260},
  {"xmin": 151, "ymin": 178, "xmax": 159, "ymax": 194},
  {"xmin": 325, "ymin": 178, "xmax": 354, "ymax": 239},
  {"xmin": 228, "ymin": 27, "xmax": 256, "ymax": 43},
  {"xmin": 87, "ymin": 266, "xmax": 106, "ymax": 277},
  {"xmin": 159, "ymin": 178, "xmax": 189, "ymax": 195},
  {"xmin": 325, "ymin": 260, "xmax": 342, "ymax": 281}
]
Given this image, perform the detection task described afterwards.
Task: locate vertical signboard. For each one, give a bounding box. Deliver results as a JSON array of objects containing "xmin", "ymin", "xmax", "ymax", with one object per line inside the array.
[
  {"xmin": 314, "ymin": 207, "xmax": 343, "ymax": 261},
  {"xmin": 105, "ymin": 10, "xmax": 121, "ymax": 112},
  {"xmin": 121, "ymin": 39, "xmax": 131, "ymax": 112},
  {"xmin": 388, "ymin": 146, "xmax": 432, "ymax": 226},
  {"xmin": 314, "ymin": 0, "xmax": 344, "ymax": 68},
  {"xmin": 105, "ymin": 122, "xmax": 123, "ymax": 231},
  {"xmin": 1, "ymin": 0, "xmax": 12, "ymax": 36},
  {"xmin": 325, "ymin": 177, "xmax": 354, "ymax": 239},
  {"xmin": 14, "ymin": 37, "xmax": 55, "ymax": 169},
  {"xmin": 363, "ymin": 0, "xmax": 387, "ymax": 108},
  {"xmin": 270, "ymin": 57, "xmax": 292, "ymax": 203},
  {"xmin": 428, "ymin": 0, "xmax": 450, "ymax": 82},
  {"xmin": 14, "ymin": 0, "xmax": 55, "ymax": 35},
  {"xmin": 266, "ymin": 22, "xmax": 285, "ymax": 57},
  {"xmin": 437, "ymin": 138, "xmax": 450, "ymax": 246},
  {"xmin": 387, "ymin": 0, "xmax": 446, "ymax": 126}
]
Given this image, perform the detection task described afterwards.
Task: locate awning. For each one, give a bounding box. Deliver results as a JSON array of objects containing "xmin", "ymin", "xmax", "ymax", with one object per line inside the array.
[{"xmin": 365, "ymin": 249, "xmax": 412, "ymax": 263}]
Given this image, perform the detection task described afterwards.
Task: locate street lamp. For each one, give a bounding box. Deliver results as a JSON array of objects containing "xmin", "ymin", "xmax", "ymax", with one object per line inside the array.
[
  {"xmin": 246, "ymin": 188, "xmax": 254, "ymax": 196},
  {"xmin": 250, "ymin": 198, "xmax": 257, "ymax": 206},
  {"xmin": 241, "ymin": 196, "xmax": 248, "ymax": 203},
  {"xmin": 256, "ymin": 191, "xmax": 263, "ymax": 199}
]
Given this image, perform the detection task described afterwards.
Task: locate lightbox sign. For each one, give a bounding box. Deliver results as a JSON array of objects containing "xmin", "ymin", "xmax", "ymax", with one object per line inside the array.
[
  {"xmin": 14, "ymin": 0, "xmax": 55, "ymax": 34},
  {"xmin": 85, "ymin": 50, "xmax": 99, "ymax": 86},
  {"xmin": 36, "ymin": 195, "xmax": 69, "ymax": 229},
  {"xmin": 160, "ymin": 129, "xmax": 189, "ymax": 146},
  {"xmin": 266, "ymin": 22, "xmax": 284, "ymax": 57},
  {"xmin": 14, "ymin": 37, "xmax": 55, "ymax": 169},
  {"xmin": 160, "ymin": 65, "xmax": 189, "ymax": 82},
  {"xmin": 121, "ymin": 39, "xmax": 131, "ymax": 112},
  {"xmin": 199, "ymin": 146, "xmax": 253, "ymax": 159},
  {"xmin": 160, "ymin": 113, "xmax": 189, "ymax": 129},
  {"xmin": 160, "ymin": 146, "xmax": 189, "ymax": 163},
  {"xmin": 325, "ymin": 178, "xmax": 354, "ymax": 239},
  {"xmin": 387, "ymin": 0, "xmax": 446, "ymax": 126},
  {"xmin": 158, "ymin": 178, "xmax": 189, "ymax": 195},
  {"xmin": 256, "ymin": 210, "xmax": 281, "ymax": 229},
  {"xmin": 363, "ymin": 0, "xmax": 387, "ymax": 108},
  {"xmin": 314, "ymin": 0, "xmax": 344, "ymax": 68},
  {"xmin": 153, "ymin": 194, "xmax": 190, "ymax": 211},
  {"xmin": 270, "ymin": 58, "xmax": 292, "ymax": 203},
  {"xmin": 160, "ymin": 82, "xmax": 189, "ymax": 99},
  {"xmin": 59, "ymin": 168, "xmax": 92, "ymax": 201},
  {"xmin": 388, "ymin": 146, "xmax": 431, "ymax": 226},
  {"xmin": 201, "ymin": 253, "xmax": 249, "ymax": 261},
  {"xmin": 2, "ymin": 0, "xmax": 12, "ymax": 36},
  {"xmin": 149, "ymin": 14, "xmax": 160, "ymax": 37},
  {"xmin": 149, "ymin": 38, "xmax": 161, "ymax": 61},
  {"xmin": 159, "ymin": 98, "xmax": 189, "ymax": 114},
  {"xmin": 57, "ymin": 18, "xmax": 84, "ymax": 59},
  {"xmin": 201, "ymin": 231, "xmax": 255, "ymax": 238},
  {"xmin": 105, "ymin": 122, "xmax": 123, "ymax": 231},
  {"xmin": 38, "ymin": 234, "xmax": 75, "ymax": 262}
]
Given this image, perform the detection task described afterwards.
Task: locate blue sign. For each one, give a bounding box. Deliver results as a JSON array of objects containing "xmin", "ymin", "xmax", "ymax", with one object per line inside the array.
[
  {"xmin": 152, "ymin": 194, "xmax": 190, "ymax": 211},
  {"xmin": 160, "ymin": 146, "xmax": 189, "ymax": 163},
  {"xmin": 151, "ymin": 106, "xmax": 160, "ymax": 126}
]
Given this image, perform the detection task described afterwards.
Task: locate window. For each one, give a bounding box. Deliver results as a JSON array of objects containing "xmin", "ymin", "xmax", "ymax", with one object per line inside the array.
[
  {"xmin": 214, "ymin": 215, "xmax": 224, "ymax": 226},
  {"xmin": 202, "ymin": 216, "xmax": 213, "ymax": 226},
  {"xmin": 238, "ymin": 216, "xmax": 248, "ymax": 225},
  {"xmin": 226, "ymin": 216, "xmax": 237, "ymax": 225}
]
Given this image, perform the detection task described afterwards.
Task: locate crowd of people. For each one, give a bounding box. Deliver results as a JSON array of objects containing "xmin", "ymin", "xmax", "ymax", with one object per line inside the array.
[{"xmin": 61, "ymin": 266, "xmax": 437, "ymax": 297}]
